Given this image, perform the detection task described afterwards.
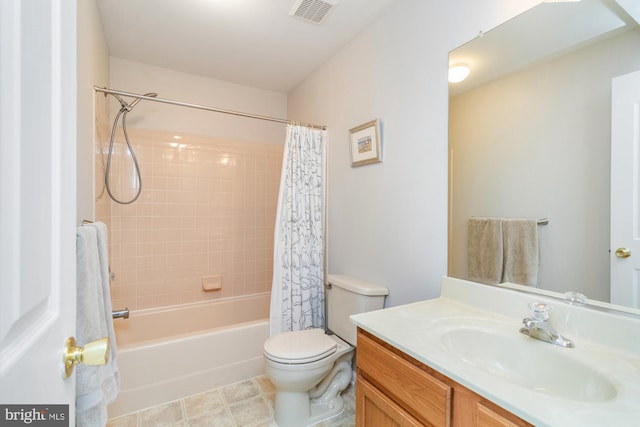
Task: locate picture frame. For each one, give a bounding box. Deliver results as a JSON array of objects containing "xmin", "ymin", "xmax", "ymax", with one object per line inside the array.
[{"xmin": 349, "ymin": 119, "xmax": 381, "ymax": 167}]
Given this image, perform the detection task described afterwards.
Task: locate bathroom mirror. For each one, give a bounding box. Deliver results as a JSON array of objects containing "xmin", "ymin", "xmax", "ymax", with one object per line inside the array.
[{"xmin": 448, "ymin": 0, "xmax": 640, "ymax": 308}]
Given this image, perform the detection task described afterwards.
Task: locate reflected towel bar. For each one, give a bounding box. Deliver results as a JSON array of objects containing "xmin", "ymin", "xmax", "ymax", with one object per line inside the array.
[{"xmin": 470, "ymin": 217, "xmax": 548, "ymax": 225}]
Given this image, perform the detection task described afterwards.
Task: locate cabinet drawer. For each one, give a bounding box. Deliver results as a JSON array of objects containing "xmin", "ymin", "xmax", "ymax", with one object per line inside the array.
[{"xmin": 357, "ymin": 330, "xmax": 452, "ymax": 427}]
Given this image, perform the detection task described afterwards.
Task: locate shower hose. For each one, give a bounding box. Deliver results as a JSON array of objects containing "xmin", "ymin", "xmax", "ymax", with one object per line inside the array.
[{"xmin": 104, "ymin": 106, "xmax": 143, "ymax": 205}]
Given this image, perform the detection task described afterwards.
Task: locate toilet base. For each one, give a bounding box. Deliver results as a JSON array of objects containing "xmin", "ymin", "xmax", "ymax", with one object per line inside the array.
[
  {"xmin": 273, "ymin": 353, "xmax": 354, "ymax": 427},
  {"xmin": 274, "ymin": 391, "xmax": 347, "ymax": 427}
]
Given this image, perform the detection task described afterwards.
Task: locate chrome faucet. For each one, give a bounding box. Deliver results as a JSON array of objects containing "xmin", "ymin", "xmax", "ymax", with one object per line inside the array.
[
  {"xmin": 519, "ymin": 302, "xmax": 574, "ymax": 348},
  {"xmin": 112, "ymin": 308, "xmax": 129, "ymax": 319}
]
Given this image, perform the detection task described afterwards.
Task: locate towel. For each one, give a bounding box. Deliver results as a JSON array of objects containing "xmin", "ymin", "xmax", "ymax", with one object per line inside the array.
[
  {"xmin": 502, "ymin": 218, "xmax": 539, "ymax": 286},
  {"xmin": 76, "ymin": 222, "xmax": 120, "ymax": 426},
  {"xmin": 467, "ymin": 217, "xmax": 503, "ymax": 284}
]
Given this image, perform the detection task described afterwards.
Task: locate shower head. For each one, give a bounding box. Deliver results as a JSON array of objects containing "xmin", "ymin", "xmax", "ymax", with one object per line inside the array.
[{"xmin": 128, "ymin": 92, "xmax": 158, "ymax": 110}]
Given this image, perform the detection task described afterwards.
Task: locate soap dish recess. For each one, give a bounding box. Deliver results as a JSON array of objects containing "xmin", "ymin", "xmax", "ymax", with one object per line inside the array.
[{"xmin": 202, "ymin": 275, "xmax": 222, "ymax": 291}]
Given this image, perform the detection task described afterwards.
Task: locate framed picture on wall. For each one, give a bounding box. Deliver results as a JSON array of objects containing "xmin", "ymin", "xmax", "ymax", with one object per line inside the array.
[{"xmin": 349, "ymin": 119, "xmax": 381, "ymax": 167}]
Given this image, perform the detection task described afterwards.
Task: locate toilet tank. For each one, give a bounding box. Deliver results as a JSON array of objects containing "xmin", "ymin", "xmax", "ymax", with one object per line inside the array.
[{"xmin": 326, "ymin": 274, "xmax": 388, "ymax": 346}]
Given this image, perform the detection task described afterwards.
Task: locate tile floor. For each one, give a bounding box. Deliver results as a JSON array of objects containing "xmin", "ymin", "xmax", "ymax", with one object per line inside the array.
[{"xmin": 107, "ymin": 375, "xmax": 356, "ymax": 427}]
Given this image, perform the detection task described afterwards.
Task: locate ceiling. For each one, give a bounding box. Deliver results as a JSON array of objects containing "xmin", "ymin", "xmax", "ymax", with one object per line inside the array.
[{"xmin": 96, "ymin": 0, "xmax": 400, "ymax": 93}]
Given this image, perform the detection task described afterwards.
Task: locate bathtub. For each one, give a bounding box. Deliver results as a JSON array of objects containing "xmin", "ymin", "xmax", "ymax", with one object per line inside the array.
[{"xmin": 107, "ymin": 293, "xmax": 270, "ymax": 418}]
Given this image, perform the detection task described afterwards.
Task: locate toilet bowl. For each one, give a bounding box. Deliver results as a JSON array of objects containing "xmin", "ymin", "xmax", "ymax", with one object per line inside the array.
[
  {"xmin": 264, "ymin": 328, "xmax": 354, "ymax": 427},
  {"xmin": 264, "ymin": 274, "xmax": 389, "ymax": 427}
]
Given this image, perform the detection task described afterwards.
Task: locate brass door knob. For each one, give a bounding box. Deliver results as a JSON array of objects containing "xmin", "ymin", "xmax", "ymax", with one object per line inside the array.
[
  {"xmin": 615, "ymin": 247, "xmax": 631, "ymax": 258},
  {"xmin": 63, "ymin": 336, "xmax": 110, "ymax": 378}
]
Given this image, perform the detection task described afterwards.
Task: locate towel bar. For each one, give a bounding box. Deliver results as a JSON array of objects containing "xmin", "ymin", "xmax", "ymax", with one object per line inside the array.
[{"xmin": 112, "ymin": 308, "xmax": 129, "ymax": 319}]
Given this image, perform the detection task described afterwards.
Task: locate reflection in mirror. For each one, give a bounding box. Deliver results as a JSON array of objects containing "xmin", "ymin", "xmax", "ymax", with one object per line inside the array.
[{"xmin": 447, "ymin": 0, "xmax": 640, "ymax": 307}]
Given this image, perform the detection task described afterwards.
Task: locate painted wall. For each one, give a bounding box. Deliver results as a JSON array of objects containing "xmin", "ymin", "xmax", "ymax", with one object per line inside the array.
[
  {"xmin": 77, "ymin": 0, "xmax": 110, "ymax": 222},
  {"xmin": 449, "ymin": 30, "xmax": 640, "ymax": 302},
  {"xmin": 108, "ymin": 58, "xmax": 287, "ymax": 145},
  {"xmin": 82, "ymin": 0, "xmax": 544, "ymax": 310},
  {"xmin": 287, "ymin": 0, "xmax": 540, "ymax": 307}
]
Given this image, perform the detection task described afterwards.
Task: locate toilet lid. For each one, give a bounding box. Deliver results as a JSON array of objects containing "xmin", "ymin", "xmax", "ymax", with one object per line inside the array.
[{"xmin": 264, "ymin": 329, "xmax": 337, "ymax": 364}]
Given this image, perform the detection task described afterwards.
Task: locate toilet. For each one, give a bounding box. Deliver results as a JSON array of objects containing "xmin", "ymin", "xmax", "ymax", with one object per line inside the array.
[{"xmin": 264, "ymin": 274, "xmax": 388, "ymax": 427}]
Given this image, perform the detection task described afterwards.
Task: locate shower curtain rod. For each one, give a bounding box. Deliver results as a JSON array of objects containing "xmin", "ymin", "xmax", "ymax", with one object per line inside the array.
[{"xmin": 94, "ymin": 86, "xmax": 327, "ymax": 130}]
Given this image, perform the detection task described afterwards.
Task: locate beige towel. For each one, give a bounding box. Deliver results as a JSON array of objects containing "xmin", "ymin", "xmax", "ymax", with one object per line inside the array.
[
  {"xmin": 502, "ymin": 218, "xmax": 539, "ymax": 286},
  {"xmin": 467, "ymin": 217, "xmax": 503, "ymax": 284}
]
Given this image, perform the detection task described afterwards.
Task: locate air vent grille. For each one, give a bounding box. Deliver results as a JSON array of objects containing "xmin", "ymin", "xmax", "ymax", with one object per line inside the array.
[{"xmin": 289, "ymin": 0, "xmax": 338, "ymax": 24}]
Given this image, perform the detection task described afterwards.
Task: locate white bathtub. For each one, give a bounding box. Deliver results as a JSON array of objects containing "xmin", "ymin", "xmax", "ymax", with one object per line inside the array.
[{"xmin": 107, "ymin": 293, "xmax": 270, "ymax": 418}]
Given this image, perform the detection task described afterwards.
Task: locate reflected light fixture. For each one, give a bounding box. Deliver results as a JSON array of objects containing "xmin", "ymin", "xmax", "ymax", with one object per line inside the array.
[{"xmin": 448, "ymin": 64, "xmax": 470, "ymax": 83}]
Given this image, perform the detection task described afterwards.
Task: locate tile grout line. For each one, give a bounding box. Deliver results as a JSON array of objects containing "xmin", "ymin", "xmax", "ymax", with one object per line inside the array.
[
  {"xmin": 251, "ymin": 377, "xmax": 274, "ymax": 427},
  {"xmin": 220, "ymin": 381, "xmax": 239, "ymax": 427},
  {"xmin": 253, "ymin": 378, "xmax": 270, "ymax": 412},
  {"xmin": 179, "ymin": 399, "xmax": 187, "ymax": 426}
]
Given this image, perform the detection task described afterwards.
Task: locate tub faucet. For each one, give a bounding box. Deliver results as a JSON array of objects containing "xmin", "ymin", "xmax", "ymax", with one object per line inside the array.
[
  {"xmin": 112, "ymin": 308, "xmax": 129, "ymax": 319},
  {"xmin": 519, "ymin": 302, "xmax": 574, "ymax": 348}
]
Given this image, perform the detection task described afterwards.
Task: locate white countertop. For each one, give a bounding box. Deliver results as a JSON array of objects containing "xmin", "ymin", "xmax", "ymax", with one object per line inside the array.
[{"xmin": 351, "ymin": 277, "xmax": 640, "ymax": 427}]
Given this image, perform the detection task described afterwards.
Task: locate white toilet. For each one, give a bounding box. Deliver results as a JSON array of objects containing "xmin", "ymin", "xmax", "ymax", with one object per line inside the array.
[{"xmin": 264, "ymin": 274, "xmax": 388, "ymax": 427}]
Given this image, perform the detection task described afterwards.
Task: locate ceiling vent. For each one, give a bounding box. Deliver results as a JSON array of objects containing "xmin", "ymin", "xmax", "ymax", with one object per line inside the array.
[{"xmin": 289, "ymin": 0, "xmax": 338, "ymax": 24}]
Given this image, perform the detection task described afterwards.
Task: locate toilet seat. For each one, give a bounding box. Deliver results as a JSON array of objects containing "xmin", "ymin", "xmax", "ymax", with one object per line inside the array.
[{"xmin": 264, "ymin": 329, "xmax": 337, "ymax": 364}]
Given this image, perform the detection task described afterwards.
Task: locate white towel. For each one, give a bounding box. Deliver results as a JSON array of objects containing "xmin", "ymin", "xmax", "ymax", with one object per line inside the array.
[
  {"xmin": 467, "ymin": 217, "xmax": 503, "ymax": 284},
  {"xmin": 502, "ymin": 218, "xmax": 539, "ymax": 286},
  {"xmin": 76, "ymin": 222, "xmax": 119, "ymax": 426}
]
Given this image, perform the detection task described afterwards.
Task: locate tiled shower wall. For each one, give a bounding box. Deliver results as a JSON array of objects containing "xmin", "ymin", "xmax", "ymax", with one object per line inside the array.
[{"xmin": 97, "ymin": 128, "xmax": 283, "ymax": 311}]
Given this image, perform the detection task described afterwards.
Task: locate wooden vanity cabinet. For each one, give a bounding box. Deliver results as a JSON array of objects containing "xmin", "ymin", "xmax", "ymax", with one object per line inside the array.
[{"xmin": 356, "ymin": 328, "xmax": 533, "ymax": 427}]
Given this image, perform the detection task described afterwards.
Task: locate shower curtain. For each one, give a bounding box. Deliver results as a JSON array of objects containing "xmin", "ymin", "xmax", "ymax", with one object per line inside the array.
[{"xmin": 270, "ymin": 124, "xmax": 327, "ymax": 336}]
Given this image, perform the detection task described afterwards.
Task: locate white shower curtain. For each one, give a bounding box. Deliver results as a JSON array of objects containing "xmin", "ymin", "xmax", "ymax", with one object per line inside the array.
[{"xmin": 270, "ymin": 124, "xmax": 326, "ymax": 336}]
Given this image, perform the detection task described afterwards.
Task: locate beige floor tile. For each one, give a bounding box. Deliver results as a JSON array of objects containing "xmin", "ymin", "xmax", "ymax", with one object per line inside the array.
[
  {"xmin": 183, "ymin": 389, "xmax": 225, "ymax": 419},
  {"xmin": 139, "ymin": 400, "xmax": 183, "ymax": 426},
  {"xmin": 330, "ymin": 418, "xmax": 355, "ymax": 427},
  {"xmin": 108, "ymin": 375, "xmax": 356, "ymax": 427},
  {"xmin": 255, "ymin": 376, "xmax": 276, "ymax": 395},
  {"xmin": 187, "ymin": 407, "xmax": 234, "ymax": 427},
  {"xmin": 261, "ymin": 392, "xmax": 275, "ymax": 410},
  {"xmin": 313, "ymin": 413, "xmax": 354, "ymax": 427},
  {"xmin": 246, "ymin": 421, "xmax": 278, "ymax": 427},
  {"xmin": 222, "ymin": 379, "xmax": 260, "ymax": 405},
  {"xmin": 228, "ymin": 396, "xmax": 271, "ymax": 427},
  {"xmin": 322, "ymin": 410, "xmax": 353, "ymax": 427},
  {"xmin": 106, "ymin": 413, "xmax": 138, "ymax": 427}
]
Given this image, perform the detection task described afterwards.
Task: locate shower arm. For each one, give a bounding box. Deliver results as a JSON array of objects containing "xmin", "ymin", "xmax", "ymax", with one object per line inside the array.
[{"xmin": 94, "ymin": 86, "xmax": 327, "ymax": 130}]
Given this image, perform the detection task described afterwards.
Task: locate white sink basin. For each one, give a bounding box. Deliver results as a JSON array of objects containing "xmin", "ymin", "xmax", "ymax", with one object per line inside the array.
[{"xmin": 440, "ymin": 327, "xmax": 617, "ymax": 402}]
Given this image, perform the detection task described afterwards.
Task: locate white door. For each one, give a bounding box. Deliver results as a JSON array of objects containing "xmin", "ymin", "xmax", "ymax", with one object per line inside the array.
[
  {"xmin": 0, "ymin": 0, "xmax": 77, "ymax": 422},
  {"xmin": 611, "ymin": 70, "xmax": 640, "ymax": 308}
]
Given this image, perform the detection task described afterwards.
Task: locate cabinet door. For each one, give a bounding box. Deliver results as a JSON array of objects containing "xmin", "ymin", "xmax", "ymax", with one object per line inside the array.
[
  {"xmin": 357, "ymin": 331, "xmax": 451, "ymax": 426},
  {"xmin": 356, "ymin": 377, "xmax": 426, "ymax": 427},
  {"xmin": 477, "ymin": 403, "xmax": 522, "ymax": 427}
]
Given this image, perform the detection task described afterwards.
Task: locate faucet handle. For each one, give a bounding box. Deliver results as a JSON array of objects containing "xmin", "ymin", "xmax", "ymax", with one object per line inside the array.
[
  {"xmin": 528, "ymin": 302, "xmax": 550, "ymax": 321},
  {"xmin": 564, "ymin": 291, "xmax": 587, "ymax": 306}
]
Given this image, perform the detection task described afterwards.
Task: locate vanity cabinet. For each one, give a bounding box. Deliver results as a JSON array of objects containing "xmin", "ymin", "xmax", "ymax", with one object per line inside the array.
[{"xmin": 356, "ymin": 328, "xmax": 533, "ymax": 427}]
